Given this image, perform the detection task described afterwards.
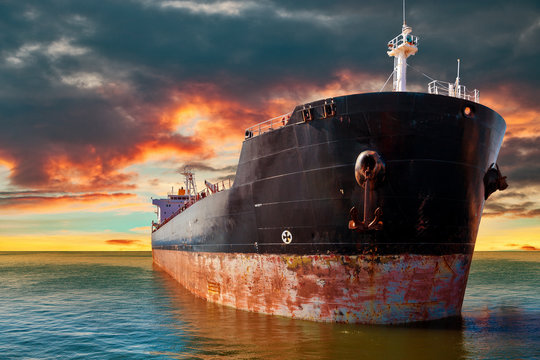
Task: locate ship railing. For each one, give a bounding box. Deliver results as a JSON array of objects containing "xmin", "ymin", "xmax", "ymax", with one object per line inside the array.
[
  {"xmin": 428, "ymin": 80, "xmax": 480, "ymax": 103},
  {"xmin": 387, "ymin": 33, "xmax": 419, "ymax": 51},
  {"xmin": 152, "ymin": 178, "xmax": 233, "ymax": 232},
  {"xmin": 244, "ymin": 112, "xmax": 293, "ymax": 139},
  {"xmin": 203, "ymin": 178, "xmax": 232, "ymax": 195}
]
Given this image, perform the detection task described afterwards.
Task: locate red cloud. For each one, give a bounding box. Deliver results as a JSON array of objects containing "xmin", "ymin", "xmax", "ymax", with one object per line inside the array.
[
  {"xmin": 505, "ymin": 243, "xmax": 539, "ymax": 251},
  {"xmin": 105, "ymin": 239, "xmax": 141, "ymax": 245}
]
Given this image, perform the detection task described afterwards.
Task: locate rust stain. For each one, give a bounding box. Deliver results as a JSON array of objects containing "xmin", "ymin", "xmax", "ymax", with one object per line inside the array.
[
  {"xmin": 207, "ymin": 281, "xmax": 221, "ymax": 295},
  {"xmin": 442, "ymin": 254, "xmax": 457, "ymax": 275},
  {"xmin": 283, "ymin": 255, "xmax": 312, "ymax": 270},
  {"xmin": 153, "ymin": 250, "xmax": 472, "ymax": 324}
]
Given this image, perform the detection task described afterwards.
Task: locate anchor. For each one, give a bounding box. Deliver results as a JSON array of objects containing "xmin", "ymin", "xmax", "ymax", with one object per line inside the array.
[
  {"xmin": 349, "ymin": 150, "xmax": 385, "ymax": 231},
  {"xmin": 483, "ymin": 163, "xmax": 508, "ymax": 200}
]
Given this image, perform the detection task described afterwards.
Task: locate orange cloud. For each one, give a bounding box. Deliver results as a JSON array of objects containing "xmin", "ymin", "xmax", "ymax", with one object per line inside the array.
[
  {"xmin": 305, "ymin": 69, "xmax": 385, "ymax": 99},
  {"xmin": 37, "ymin": 133, "xmax": 206, "ymax": 193},
  {"xmin": 504, "ymin": 243, "xmax": 540, "ymax": 251},
  {"xmin": 0, "ymin": 192, "xmax": 135, "ymax": 211},
  {"xmin": 130, "ymin": 226, "xmax": 151, "ymax": 233},
  {"xmin": 166, "ymin": 70, "xmax": 383, "ymax": 147},
  {"xmin": 43, "ymin": 156, "xmax": 137, "ymax": 192},
  {"xmin": 2, "ymin": 69, "xmax": 384, "ymax": 198},
  {"xmin": 482, "ymin": 85, "xmax": 540, "ymax": 139},
  {"xmin": 0, "ymin": 102, "xmax": 208, "ymax": 194},
  {"xmin": 483, "ymin": 200, "xmax": 540, "ymax": 218},
  {"xmin": 0, "ymin": 157, "xmax": 14, "ymax": 170},
  {"xmin": 137, "ymin": 133, "xmax": 211, "ymax": 162},
  {"xmin": 159, "ymin": 85, "xmax": 294, "ymax": 157},
  {"xmin": 105, "ymin": 239, "xmax": 141, "ymax": 245}
]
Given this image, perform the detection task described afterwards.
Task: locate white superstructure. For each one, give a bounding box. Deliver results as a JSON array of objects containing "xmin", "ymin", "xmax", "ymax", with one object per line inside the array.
[
  {"xmin": 151, "ymin": 168, "xmax": 232, "ymax": 230},
  {"xmin": 387, "ymin": 3, "xmax": 418, "ymax": 92},
  {"xmin": 386, "ymin": 3, "xmax": 480, "ymax": 103},
  {"xmin": 152, "ymin": 167, "xmax": 198, "ymax": 224},
  {"xmin": 152, "ymin": 192, "xmax": 191, "ymax": 224}
]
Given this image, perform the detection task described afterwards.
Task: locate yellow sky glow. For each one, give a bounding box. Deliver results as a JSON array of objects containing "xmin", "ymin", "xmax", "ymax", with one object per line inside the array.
[{"xmin": 0, "ymin": 232, "xmax": 150, "ymax": 251}]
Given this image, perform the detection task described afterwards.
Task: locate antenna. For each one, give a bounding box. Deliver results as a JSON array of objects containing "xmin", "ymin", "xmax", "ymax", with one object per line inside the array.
[
  {"xmin": 180, "ymin": 166, "xmax": 197, "ymax": 202},
  {"xmin": 403, "ymin": 0, "xmax": 406, "ymax": 25},
  {"xmin": 455, "ymin": 59, "xmax": 461, "ymax": 88}
]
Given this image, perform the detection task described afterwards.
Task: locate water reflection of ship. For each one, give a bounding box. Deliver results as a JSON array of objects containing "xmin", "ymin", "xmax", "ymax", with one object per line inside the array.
[
  {"xmin": 154, "ymin": 267, "xmax": 469, "ymax": 359},
  {"xmin": 151, "ymin": 7, "xmax": 507, "ymax": 324}
]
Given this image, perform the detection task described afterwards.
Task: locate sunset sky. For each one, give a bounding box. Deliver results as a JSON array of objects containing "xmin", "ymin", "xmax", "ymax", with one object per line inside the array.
[{"xmin": 0, "ymin": 0, "xmax": 538, "ymax": 251}]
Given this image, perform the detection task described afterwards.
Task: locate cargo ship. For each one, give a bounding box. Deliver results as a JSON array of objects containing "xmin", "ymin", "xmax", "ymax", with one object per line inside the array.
[{"xmin": 151, "ymin": 15, "xmax": 507, "ymax": 324}]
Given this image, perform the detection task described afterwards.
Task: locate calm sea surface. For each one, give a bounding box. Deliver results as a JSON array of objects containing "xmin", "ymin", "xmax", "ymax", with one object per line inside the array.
[{"xmin": 0, "ymin": 251, "xmax": 538, "ymax": 360}]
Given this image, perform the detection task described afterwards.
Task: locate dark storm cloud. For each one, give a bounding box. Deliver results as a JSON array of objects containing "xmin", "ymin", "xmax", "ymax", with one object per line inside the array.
[
  {"xmin": 472, "ymin": 135, "xmax": 540, "ymax": 218},
  {"xmin": 179, "ymin": 161, "xmax": 237, "ymax": 173},
  {"xmin": 483, "ymin": 199, "xmax": 540, "ymax": 218},
  {"xmin": 215, "ymin": 173, "xmax": 235, "ymax": 182},
  {"xmin": 5, "ymin": 0, "xmax": 538, "ymax": 97},
  {"xmin": 177, "ymin": 162, "xmax": 237, "ymax": 184},
  {"xmin": 495, "ymin": 191, "xmax": 528, "ymax": 200},
  {"xmin": 0, "ymin": 0, "xmax": 538, "ymax": 195},
  {"xmin": 497, "ymin": 136, "xmax": 540, "ymax": 186}
]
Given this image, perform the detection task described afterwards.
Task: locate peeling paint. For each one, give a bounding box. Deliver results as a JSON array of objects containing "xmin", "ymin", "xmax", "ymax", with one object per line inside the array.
[{"xmin": 153, "ymin": 250, "xmax": 472, "ymax": 324}]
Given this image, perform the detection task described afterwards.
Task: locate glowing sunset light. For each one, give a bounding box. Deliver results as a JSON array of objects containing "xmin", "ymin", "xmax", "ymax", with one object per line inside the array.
[
  {"xmin": 0, "ymin": 233, "xmax": 149, "ymax": 251},
  {"xmin": 0, "ymin": 192, "xmax": 135, "ymax": 213},
  {"xmin": 0, "ymin": 0, "xmax": 538, "ymax": 251},
  {"xmin": 482, "ymin": 91, "xmax": 540, "ymax": 138},
  {"xmin": 476, "ymin": 218, "xmax": 540, "ymax": 251},
  {"xmin": 0, "ymin": 158, "xmax": 15, "ymax": 171}
]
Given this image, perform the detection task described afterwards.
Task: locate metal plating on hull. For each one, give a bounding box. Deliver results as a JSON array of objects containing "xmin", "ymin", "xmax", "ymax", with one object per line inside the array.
[
  {"xmin": 150, "ymin": 9, "xmax": 509, "ymax": 324},
  {"xmin": 153, "ymin": 249, "xmax": 472, "ymax": 324},
  {"xmin": 151, "ymin": 91, "xmax": 506, "ymax": 324}
]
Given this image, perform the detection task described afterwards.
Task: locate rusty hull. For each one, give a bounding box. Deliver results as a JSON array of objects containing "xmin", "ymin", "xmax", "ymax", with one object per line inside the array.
[{"xmin": 153, "ymin": 249, "xmax": 471, "ymax": 324}]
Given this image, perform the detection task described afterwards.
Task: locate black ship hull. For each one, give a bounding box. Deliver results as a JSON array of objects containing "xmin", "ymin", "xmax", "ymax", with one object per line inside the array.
[{"xmin": 152, "ymin": 92, "xmax": 506, "ymax": 324}]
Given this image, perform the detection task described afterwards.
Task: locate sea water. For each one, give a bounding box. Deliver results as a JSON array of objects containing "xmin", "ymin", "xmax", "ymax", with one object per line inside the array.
[{"xmin": 0, "ymin": 251, "xmax": 538, "ymax": 359}]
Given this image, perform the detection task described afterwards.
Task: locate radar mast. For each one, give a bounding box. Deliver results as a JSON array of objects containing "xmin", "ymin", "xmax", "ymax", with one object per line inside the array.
[
  {"xmin": 387, "ymin": 0, "xmax": 419, "ymax": 91},
  {"xmin": 180, "ymin": 167, "xmax": 197, "ymax": 203}
]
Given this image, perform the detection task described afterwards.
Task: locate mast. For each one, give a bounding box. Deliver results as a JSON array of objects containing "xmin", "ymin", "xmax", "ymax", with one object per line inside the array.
[
  {"xmin": 181, "ymin": 167, "xmax": 197, "ymax": 203},
  {"xmin": 456, "ymin": 59, "xmax": 461, "ymax": 85},
  {"xmin": 387, "ymin": 0, "xmax": 419, "ymax": 92},
  {"xmin": 455, "ymin": 59, "xmax": 461, "ymax": 97}
]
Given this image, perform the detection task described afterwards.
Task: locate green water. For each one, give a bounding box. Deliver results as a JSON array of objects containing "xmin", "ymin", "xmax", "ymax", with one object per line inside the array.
[{"xmin": 0, "ymin": 251, "xmax": 538, "ymax": 359}]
